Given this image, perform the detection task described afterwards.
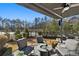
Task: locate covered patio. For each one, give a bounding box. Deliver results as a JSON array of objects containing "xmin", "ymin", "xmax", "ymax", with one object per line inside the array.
[
  {"xmin": 0, "ymin": 3, "xmax": 79, "ymax": 56},
  {"xmin": 16, "ymin": 3, "xmax": 79, "ymax": 56}
]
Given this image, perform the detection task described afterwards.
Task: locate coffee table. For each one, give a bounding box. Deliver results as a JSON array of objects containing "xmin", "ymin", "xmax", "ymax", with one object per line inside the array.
[{"xmin": 33, "ymin": 44, "xmax": 53, "ymax": 56}]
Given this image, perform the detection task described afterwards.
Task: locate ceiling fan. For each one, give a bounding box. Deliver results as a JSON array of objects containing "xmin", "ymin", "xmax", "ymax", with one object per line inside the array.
[{"xmin": 53, "ymin": 3, "xmax": 79, "ymax": 13}]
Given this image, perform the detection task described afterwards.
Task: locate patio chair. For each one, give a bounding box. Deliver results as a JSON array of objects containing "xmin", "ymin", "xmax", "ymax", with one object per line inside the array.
[
  {"xmin": 37, "ymin": 36, "xmax": 44, "ymax": 43},
  {"xmin": 36, "ymin": 36, "xmax": 48, "ymax": 47},
  {"xmin": 17, "ymin": 38, "xmax": 34, "ymax": 55},
  {"xmin": 36, "ymin": 36, "xmax": 55, "ymax": 56}
]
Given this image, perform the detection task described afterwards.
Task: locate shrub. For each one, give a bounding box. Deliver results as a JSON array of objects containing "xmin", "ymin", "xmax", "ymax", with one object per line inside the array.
[
  {"xmin": 23, "ymin": 33, "xmax": 26, "ymax": 37},
  {"xmin": 15, "ymin": 34, "xmax": 22, "ymax": 40},
  {"xmin": 15, "ymin": 30, "xmax": 20, "ymax": 35},
  {"xmin": 38, "ymin": 31, "xmax": 43, "ymax": 35},
  {"xmin": 15, "ymin": 29, "xmax": 22, "ymax": 40},
  {"xmin": 23, "ymin": 28, "xmax": 29, "ymax": 38},
  {"xmin": 0, "ymin": 35, "xmax": 8, "ymax": 50}
]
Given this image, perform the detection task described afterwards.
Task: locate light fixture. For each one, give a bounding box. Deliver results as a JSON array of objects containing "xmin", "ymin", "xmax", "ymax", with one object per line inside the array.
[{"xmin": 62, "ymin": 3, "xmax": 70, "ymax": 13}]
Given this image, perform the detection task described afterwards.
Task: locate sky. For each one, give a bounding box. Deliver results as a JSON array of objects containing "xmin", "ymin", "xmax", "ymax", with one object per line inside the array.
[{"xmin": 0, "ymin": 3, "xmax": 49, "ymax": 23}]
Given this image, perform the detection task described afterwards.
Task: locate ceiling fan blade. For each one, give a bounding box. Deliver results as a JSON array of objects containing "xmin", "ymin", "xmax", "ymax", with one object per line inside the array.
[
  {"xmin": 70, "ymin": 4, "xmax": 79, "ymax": 8},
  {"xmin": 53, "ymin": 7, "xmax": 63, "ymax": 10},
  {"xmin": 53, "ymin": 4, "xmax": 79, "ymax": 11},
  {"xmin": 53, "ymin": 3, "xmax": 70, "ymax": 10}
]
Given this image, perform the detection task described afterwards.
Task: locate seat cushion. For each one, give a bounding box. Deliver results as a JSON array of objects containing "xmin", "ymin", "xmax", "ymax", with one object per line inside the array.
[
  {"xmin": 22, "ymin": 46, "xmax": 33, "ymax": 55},
  {"xmin": 17, "ymin": 38, "xmax": 27, "ymax": 50},
  {"xmin": 65, "ymin": 39, "xmax": 78, "ymax": 50},
  {"xmin": 37, "ymin": 37, "xmax": 44, "ymax": 43}
]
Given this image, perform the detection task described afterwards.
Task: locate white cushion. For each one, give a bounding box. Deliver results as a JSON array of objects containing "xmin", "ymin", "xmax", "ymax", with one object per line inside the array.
[{"xmin": 65, "ymin": 39, "xmax": 78, "ymax": 50}]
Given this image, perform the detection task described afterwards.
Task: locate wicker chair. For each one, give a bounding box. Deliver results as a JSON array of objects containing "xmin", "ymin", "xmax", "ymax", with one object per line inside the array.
[{"xmin": 17, "ymin": 38, "xmax": 34, "ymax": 55}]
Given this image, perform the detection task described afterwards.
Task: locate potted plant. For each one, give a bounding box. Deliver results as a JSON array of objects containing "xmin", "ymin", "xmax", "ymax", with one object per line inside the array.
[
  {"xmin": 23, "ymin": 28, "xmax": 29, "ymax": 39},
  {"xmin": 15, "ymin": 29, "xmax": 22, "ymax": 40}
]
